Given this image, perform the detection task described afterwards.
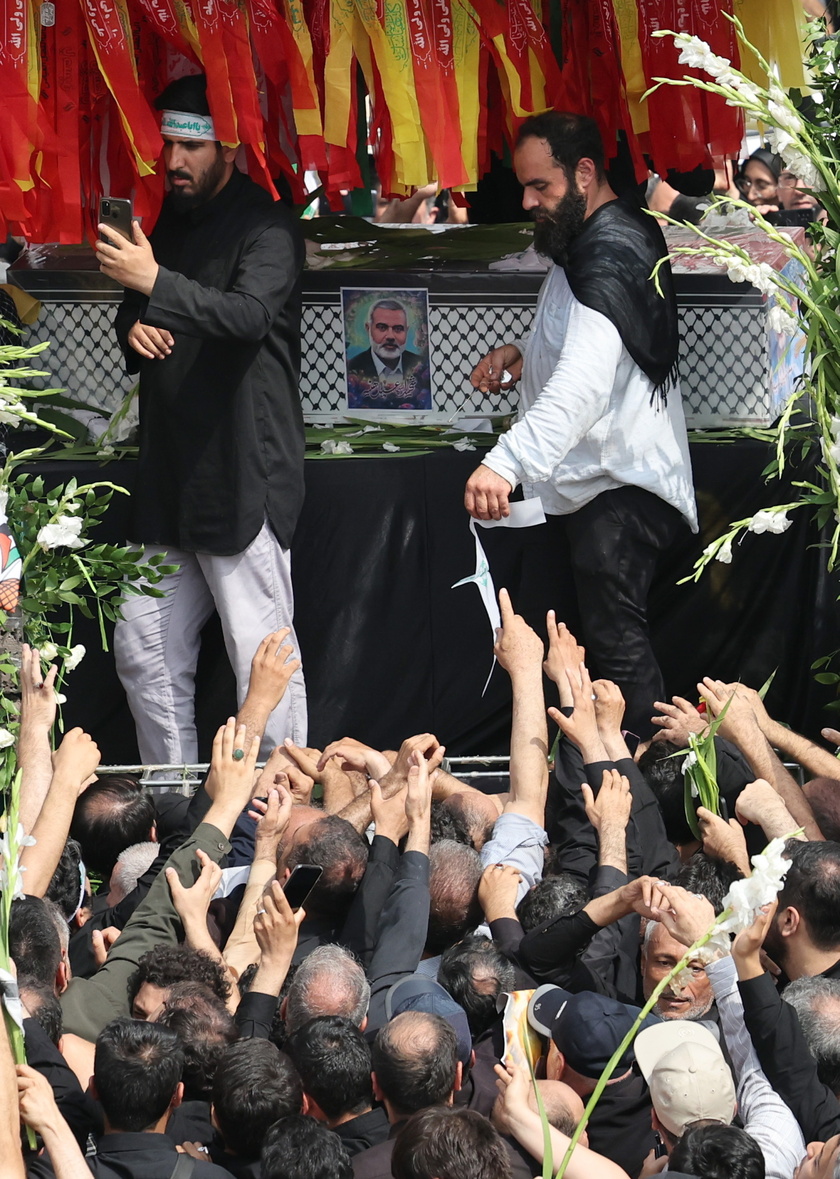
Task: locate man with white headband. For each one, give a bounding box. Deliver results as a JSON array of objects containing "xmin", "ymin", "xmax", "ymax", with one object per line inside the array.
[{"xmin": 94, "ymin": 73, "xmax": 307, "ymax": 765}]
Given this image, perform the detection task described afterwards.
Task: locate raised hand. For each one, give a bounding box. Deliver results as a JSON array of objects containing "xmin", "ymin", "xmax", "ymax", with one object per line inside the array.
[
  {"xmin": 697, "ymin": 806, "xmax": 751, "ymax": 875},
  {"xmin": 247, "ymin": 630, "xmax": 301, "ymax": 711},
  {"xmin": 651, "ymin": 695, "xmax": 709, "ymax": 746},
  {"xmin": 543, "ymin": 613, "xmax": 585, "ymax": 707},
  {"xmin": 478, "ymin": 863, "xmax": 522, "ymax": 922},
  {"xmin": 248, "ymin": 784, "xmax": 293, "ymax": 864},
  {"xmin": 494, "ymin": 588, "xmax": 544, "ymax": 681},
  {"xmin": 51, "ymin": 728, "xmax": 100, "ymax": 792},
  {"xmin": 581, "ymin": 769, "xmax": 632, "ymax": 834},
  {"xmin": 20, "ymin": 645, "xmax": 58, "ymax": 730},
  {"xmin": 166, "ymin": 848, "xmax": 223, "ymax": 934}
]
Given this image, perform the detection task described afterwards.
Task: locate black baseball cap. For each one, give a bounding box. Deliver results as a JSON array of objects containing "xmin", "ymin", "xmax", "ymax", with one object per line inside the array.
[{"xmin": 528, "ymin": 985, "xmax": 661, "ymax": 1078}]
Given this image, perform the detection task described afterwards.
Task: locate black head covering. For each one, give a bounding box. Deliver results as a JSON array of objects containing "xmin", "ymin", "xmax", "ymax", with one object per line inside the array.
[
  {"xmin": 563, "ymin": 198, "xmax": 680, "ymax": 402},
  {"xmin": 154, "ymin": 73, "xmax": 210, "ymax": 115},
  {"xmin": 744, "ymin": 148, "xmax": 783, "ymax": 179}
]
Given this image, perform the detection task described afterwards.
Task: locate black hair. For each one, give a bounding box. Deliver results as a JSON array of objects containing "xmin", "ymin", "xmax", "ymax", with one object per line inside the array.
[
  {"xmin": 637, "ymin": 741, "xmax": 695, "ymax": 846},
  {"xmin": 46, "ymin": 838, "xmax": 84, "ymax": 921},
  {"xmin": 94, "ymin": 1018, "xmax": 184, "ymax": 1132},
  {"xmin": 70, "ymin": 777, "xmax": 154, "ymax": 876},
  {"xmin": 156, "ymin": 981, "xmax": 238, "ymax": 1101},
  {"xmin": 20, "ymin": 984, "xmax": 62, "ymax": 1046},
  {"xmin": 372, "ymin": 1012, "xmax": 458, "ymax": 1116},
  {"xmin": 282, "ymin": 815, "xmax": 369, "ymax": 920},
  {"xmin": 778, "ymin": 841, "xmax": 840, "ymax": 949},
  {"xmin": 669, "ymin": 1123, "xmax": 765, "ymax": 1179},
  {"xmin": 212, "ymin": 1040, "xmax": 303, "ymax": 1160},
  {"xmin": 426, "ymin": 840, "xmax": 483, "ymax": 956},
  {"xmin": 10, "ymin": 896, "xmax": 61, "ymax": 989},
  {"xmin": 516, "ymin": 874, "xmax": 588, "ymax": 931},
  {"xmin": 438, "ymin": 935, "xmax": 515, "ymax": 1038},
  {"xmin": 430, "ymin": 800, "xmax": 472, "ymax": 846},
  {"xmin": 237, "ymin": 961, "xmax": 292, "ymax": 1050},
  {"xmin": 516, "ymin": 112, "xmax": 606, "ymax": 182},
  {"xmin": 153, "ymin": 73, "xmax": 211, "ymax": 116},
  {"xmin": 285, "ymin": 1015, "xmax": 373, "ymax": 1120},
  {"xmin": 127, "ymin": 945, "xmax": 231, "ymax": 1008},
  {"xmin": 261, "ymin": 1114, "xmax": 353, "ymax": 1179},
  {"xmin": 670, "ymin": 852, "xmax": 745, "ymax": 915},
  {"xmin": 392, "ymin": 1106, "xmax": 514, "ymax": 1179}
]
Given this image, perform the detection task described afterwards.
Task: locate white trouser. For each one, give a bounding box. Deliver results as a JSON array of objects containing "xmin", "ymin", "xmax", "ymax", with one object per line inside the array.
[{"xmin": 114, "ymin": 521, "xmax": 307, "ymax": 764}]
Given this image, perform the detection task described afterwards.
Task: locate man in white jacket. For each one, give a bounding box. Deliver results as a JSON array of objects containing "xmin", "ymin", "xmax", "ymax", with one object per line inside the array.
[{"xmin": 464, "ymin": 112, "xmax": 697, "ymax": 737}]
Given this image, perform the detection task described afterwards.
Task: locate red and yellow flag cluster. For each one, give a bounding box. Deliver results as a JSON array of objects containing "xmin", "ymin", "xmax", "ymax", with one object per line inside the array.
[{"xmin": 0, "ymin": 0, "xmax": 806, "ymax": 242}]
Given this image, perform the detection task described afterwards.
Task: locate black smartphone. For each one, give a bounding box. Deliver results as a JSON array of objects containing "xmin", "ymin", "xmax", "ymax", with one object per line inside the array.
[
  {"xmin": 653, "ymin": 1132, "xmax": 668, "ymax": 1159},
  {"xmin": 99, "ymin": 196, "xmax": 134, "ymax": 245},
  {"xmin": 283, "ymin": 864, "xmax": 323, "ymax": 911}
]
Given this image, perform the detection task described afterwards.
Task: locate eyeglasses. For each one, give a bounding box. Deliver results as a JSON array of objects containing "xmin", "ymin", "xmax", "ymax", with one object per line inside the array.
[
  {"xmin": 735, "ymin": 175, "xmax": 776, "ymax": 194},
  {"xmin": 778, "ymin": 172, "xmax": 799, "ymax": 188}
]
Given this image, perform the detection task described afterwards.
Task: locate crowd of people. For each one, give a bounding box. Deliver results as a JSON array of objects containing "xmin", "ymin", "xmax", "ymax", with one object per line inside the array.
[{"xmin": 3, "ymin": 589, "xmax": 840, "ymax": 1179}]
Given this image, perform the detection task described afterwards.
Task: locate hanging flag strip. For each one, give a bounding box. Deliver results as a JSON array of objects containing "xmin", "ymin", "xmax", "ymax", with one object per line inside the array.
[{"xmin": 0, "ymin": 0, "xmax": 809, "ymax": 240}]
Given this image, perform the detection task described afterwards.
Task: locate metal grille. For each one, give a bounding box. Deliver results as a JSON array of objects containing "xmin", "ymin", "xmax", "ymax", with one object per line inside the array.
[
  {"xmin": 22, "ymin": 294, "xmax": 784, "ymax": 427},
  {"xmin": 27, "ymin": 301, "xmax": 135, "ymax": 412}
]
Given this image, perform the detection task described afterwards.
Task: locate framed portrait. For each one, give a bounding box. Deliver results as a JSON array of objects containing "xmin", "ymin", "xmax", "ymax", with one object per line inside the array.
[{"xmin": 341, "ymin": 287, "xmax": 435, "ymax": 412}]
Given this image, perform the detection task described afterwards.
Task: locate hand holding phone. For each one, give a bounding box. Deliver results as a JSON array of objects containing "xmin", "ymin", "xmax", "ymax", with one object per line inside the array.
[{"xmin": 282, "ymin": 864, "xmax": 323, "ymax": 912}]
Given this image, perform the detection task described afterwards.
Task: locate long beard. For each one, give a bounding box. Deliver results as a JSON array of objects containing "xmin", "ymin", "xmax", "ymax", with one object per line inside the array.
[
  {"xmin": 532, "ymin": 188, "xmax": 588, "ymax": 266},
  {"xmin": 168, "ymin": 152, "xmax": 227, "ymax": 212}
]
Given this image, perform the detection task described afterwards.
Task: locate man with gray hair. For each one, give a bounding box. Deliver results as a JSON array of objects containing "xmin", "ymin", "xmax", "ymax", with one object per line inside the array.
[
  {"xmin": 346, "ymin": 297, "xmax": 430, "ymax": 410},
  {"xmin": 784, "ymin": 975, "xmax": 840, "ymax": 1096},
  {"xmin": 283, "ymin": 945, "xmax": 371, "ymax": 1034}
]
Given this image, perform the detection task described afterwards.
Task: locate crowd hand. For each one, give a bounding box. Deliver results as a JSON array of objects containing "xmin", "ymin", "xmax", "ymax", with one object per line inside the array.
[
  {"xmin": 254, "ymin": 879, "xmax": 305, "ymax": 980},
  {"xmin": 821, "ymin": 727, "xmax": 840, "ymax": 747},
  {"xmin": 126, "ymin": 320, "xmax": 174, "ymax": 360},
  {"xmin": 470, "ymin": 344, "xmax": 523, "ymax": 393},
  {"xmin": 248, "ymin": 784, "xmax": 293, "ymax": 863},
  {"xmin": 478, "ymin": 863, "xmax": 522, "ymax": 922},
  {"xmin": 369, "ymin": 778, "xmax": 409, "ymax": 843},
  {"xmin": 651, "ymin": 696, "xmax": 708, "ymax": 746},
  {"xmin": 90, "ymin": 926, "xmax": 121, "ymax": 970},
  {"xmin": 464, "ymin": 463, "xmax": 513, "ymax": 521},
  {"xmin": 406, "ymin": 749, "xmax": 434, "ymax": 824},
  {"xmin": 283, "ymin": 738, "xmax": 356, "ymax": 804},
  {"xmin": 543, "ymin": 613, "xmax": 585, "ymax": 706},
  {"xmin": 547, "ymin": 663, "xmax": 600, "ymax": 754},
  {"xmin": 639, "ymin": 1149, "xmax": 669, "ymax": 1177},
  {"xmin": 381, "ymin": 733, "xmax": 445, "ymax": 791},
  {"xmin": 316, "ymin": 737, "xmax": 392, "ymax": 781},
  {"xmin": 494, "ymin": 589, "xmax": 544, "ymax": 681},
  {"xmin": 732, "ymin": 899, "xmax": 778, "ymax": 980},
  {"xmin": 581, "ymin": 769, "xmax": 632, "ymax": 834},
  {"xmin": 20, "ymin": 645, "xmax": 58, "ymax": 729},
  {"xmin": 247, "ymin": 630, "xmax": 301, "ymax": 711},
  {"xmin": 697, "ymin": 678, "xmax": 760, "ymax": 742},
  {"xmin": 493, "ymin": 1060, "xmax": 536, "ymax": 1128},
  {"xmin": 646, "ymin": 883, "xmax": 717, "ymax": 949},
  {"xmin": 166, "ymin": 848, "xmax": 222, "ymax": 934},
  {"xmin": 256, "ymin": 745, "xmax": 314, "ymax": 805},
  {"xmin": 205, "ymin": 718, "xmax": 260, "ymax": 804},
  {"xmin": 618, "ymin": 875, "xmax": 673, "ymax": 920},
  {"xmin": 95, "ymin": 219, "xmax": 159, "ymax": 295},
  {"xmin": 734, "ymin": 778, "xmax": 787, "ymax": 829},
  {"xmin": 722, "ymin": 682, "xmax": 773, "ymax": 733},
  {"xmin": 17, "ymin": 1064, "xmax": 61, "ymax": 1134},
  {"xmin": 697, "ymin": 806, "xmax": 751, "ymax": 875},
  {"xmin": 592, "ymin": 680, "xmax": 625, "ymax": 740},
  {"xmin": 51, "ymin": 728, "xmax": 101, "ymax": 791}
]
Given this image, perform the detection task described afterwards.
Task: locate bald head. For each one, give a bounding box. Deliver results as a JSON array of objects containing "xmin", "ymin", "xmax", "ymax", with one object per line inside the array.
[{"xmin": 372, "ymin": 1012, "xmax": 459, "ymax": 1117}]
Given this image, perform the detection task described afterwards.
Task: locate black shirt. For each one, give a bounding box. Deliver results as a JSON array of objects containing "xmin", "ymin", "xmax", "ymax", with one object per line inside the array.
[
  {"xmin": 331, "ymin": 1106, "xmax": 391, "ymax": 1156},
  {"xmin": 27, "ymin": 1131, "xmax": 235, "ymax": 1178},
  {"xmin": 114, "ymin": 169, "xmax": 305, "ymax": 555}
]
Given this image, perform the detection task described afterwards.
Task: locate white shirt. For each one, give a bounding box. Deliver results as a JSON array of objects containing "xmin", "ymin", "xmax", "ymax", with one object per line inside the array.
[
  {"xmin": 483, "ymin": 265, "xmax": 698, "ymax": 531},
  {"xmin": 371, "ymin": 350, "xmax": 404, "ymax": 378}
]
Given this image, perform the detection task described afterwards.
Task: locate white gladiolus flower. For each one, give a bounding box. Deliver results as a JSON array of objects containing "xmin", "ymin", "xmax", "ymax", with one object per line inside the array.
[
  {"xmin": 829, "ymin": 416, "xmax": 840, "ymax": 439},
  {"xmin": 682, "ymin": 751, "xmax": 698, "ymax": 775},
  {"xmin": 39, "ymin": 642, "xmax": 59, "ymax": 662},
  {"xmin": 0, "ymin": 488, "xmax": 7, "ymax": 515},
  {"xmin": 0, "ymin": 729, "xmax": 14, "ymax": 749},
  {"xmin": 37, "ymin": 514, "xmax": 85, "ymax": 550},
  {"xmin": 742, "ymin": 262, "xmax": 778, "ymax": 297},
  {"xmin": 767, "ymin": 304, "xmax": 798, "ymax": 336},
  {"xmin": 54, "ymin": 692, "xmax": 67, "ymax": 705},
  {"xmin": 768, "ymin": 99, "xmax": 803, "ymax": 138},
  {"xmin": 716, "ymin": 836, "xmax": 791, "ymax": 935},
  {"xmin": 0, "ymin": 824, "xmax": 37, "ymax": 900},
  {"xmin": 715, "ymin": 537, "xmax": 734, "ymax": 564},
  {"xmin": 723, "ymin": 257, "xmax": 750, "ymax": 284},
  {"xmin": 781, "ymin": 150, "xmax": 821, "ymax": 192},
  {"xmin": 64, "ymin": 645, "xmax": 86, "ymax": 671},
  {"xmin": 382, "ymin": 442, "xmax": 400, "ymax": 453},
  {"xmin": 748, "ymin": 510, "xmax": 792, "ymax": 535},
  {"xmin": 453, "ymin": 439, "xmax": 477, "ymax": 452},
  {"xmin": 319, "ymin": 439, "xmax": 354, "ymax": 455},
  {"xmin": 826, "ymin": 439, "xmax": 840, "ymax": 466}
]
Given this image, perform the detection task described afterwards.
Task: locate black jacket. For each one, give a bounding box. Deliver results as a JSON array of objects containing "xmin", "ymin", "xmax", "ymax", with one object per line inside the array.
[
  {"xmin": 114, "ymin": 169, "xmax": 305, "ymax": 555},
  {"xmin": 27, "ymin": 1131, "xmax": 234, "ymax": 1178}
]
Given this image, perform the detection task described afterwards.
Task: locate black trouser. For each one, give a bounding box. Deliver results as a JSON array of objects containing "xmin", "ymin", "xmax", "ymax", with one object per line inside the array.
[{"xmin": 556, "ymin": 485, "xmax": 685, "ymax": 739}]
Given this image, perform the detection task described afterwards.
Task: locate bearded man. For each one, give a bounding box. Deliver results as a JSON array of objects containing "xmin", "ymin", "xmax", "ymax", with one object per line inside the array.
[
  {"xmin": 95, "ymin": 73, "xmax": 307, "ymax": 764},
  {"xmin": 464, "ymin": 112, "xmax": 697, "ymax": 736}
]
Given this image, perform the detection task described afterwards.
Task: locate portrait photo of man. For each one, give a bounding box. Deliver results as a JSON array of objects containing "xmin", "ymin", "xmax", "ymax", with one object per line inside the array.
[{"xmin": 342, "ymin": 288, "xmax": 434, "ymax": 411}]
